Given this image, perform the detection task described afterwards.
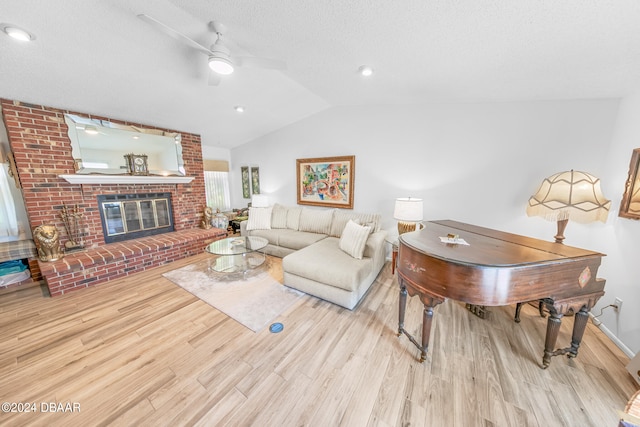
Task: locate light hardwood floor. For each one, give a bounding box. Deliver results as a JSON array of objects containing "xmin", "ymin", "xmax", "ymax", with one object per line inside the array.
[{"xmin": 0, "ymin": 254, "xmax": 637, "ymax": 426}]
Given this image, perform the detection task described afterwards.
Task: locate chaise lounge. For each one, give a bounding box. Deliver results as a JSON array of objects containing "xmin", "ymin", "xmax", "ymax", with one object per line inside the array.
[{"xmin": 241, "ymin": 204, "xmax": 387, "ymax": 309}]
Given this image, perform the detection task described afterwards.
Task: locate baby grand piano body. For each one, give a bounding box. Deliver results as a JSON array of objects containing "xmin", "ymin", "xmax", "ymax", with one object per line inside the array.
[{"xmin": 396, "ymin": 220, "xmax": 606, "ymax": 368}]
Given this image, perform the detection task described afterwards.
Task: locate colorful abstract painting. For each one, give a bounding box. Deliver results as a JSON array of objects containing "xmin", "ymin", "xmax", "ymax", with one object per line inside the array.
[{"xmin": 296, "ymin": 156, "xmax": 355, "ymax": 209}]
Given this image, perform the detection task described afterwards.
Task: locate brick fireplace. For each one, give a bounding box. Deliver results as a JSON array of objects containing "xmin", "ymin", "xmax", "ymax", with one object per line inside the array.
[{"xmin": 1, "ymin": 99, "xmax": 226, "ymax": 296}]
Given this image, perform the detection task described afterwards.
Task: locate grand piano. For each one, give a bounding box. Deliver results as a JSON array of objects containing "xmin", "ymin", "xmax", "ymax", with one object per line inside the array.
[{"xmin": 396, "ymin": 220, "xmax": 606, "ymax": 368}]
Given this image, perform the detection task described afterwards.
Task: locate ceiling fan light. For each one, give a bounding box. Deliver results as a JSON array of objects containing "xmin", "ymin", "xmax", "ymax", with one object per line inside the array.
[{"xmin": 209, "ymin": 56, "xmax": 234, "ymax": 75}]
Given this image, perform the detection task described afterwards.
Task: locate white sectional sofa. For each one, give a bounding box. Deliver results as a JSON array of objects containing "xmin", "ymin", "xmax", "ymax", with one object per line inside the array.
[{"xmin": 241, "ymin": 204, "xmax": 387, "ymax": 310}]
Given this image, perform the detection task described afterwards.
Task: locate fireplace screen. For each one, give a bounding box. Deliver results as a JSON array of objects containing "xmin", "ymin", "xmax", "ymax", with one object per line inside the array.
[{"xmin": 98, "ymin": 193, "xmax": 174, "ymax": 243}]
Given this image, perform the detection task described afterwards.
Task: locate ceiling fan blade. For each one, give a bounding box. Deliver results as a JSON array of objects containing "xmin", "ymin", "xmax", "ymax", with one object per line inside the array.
[
  {"xmin": 208, "ymin": 71, "xmax": 221, "ymax": 86},
  {"xmin": 235, "ymin": 56, "xmax": 287, "ymax": 70},
  {"xmin": 137, "ymin": 14, "xmax": 212, "ymax": 56}
]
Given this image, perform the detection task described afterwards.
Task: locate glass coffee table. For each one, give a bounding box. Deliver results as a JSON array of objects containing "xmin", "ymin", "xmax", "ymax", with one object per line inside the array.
[{"xmin": 205, "ymin": 236, "xmax": 269, "ymax": 273}]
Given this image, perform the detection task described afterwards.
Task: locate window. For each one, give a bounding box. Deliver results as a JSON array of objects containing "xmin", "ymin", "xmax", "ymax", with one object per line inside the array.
[
  {"xmin": 0, "ymin": 162, "xmax": 19, "ymax": 240},
  {"xmin": 204, "ymin": 171, "xmax": 231, "ymax": 212}
]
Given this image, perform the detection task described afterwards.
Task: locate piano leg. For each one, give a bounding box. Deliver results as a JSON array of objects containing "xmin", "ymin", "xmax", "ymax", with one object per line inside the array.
[
  {"xmin": 568, "ymin": 306, "xmax": 589, "ymax": 358},
  {"xmin": 421, "ymin": 305, "xmax": 434, "ymax": 362},
  {"xmin": 542, "ymin": 309, "xmax": 563, "ymax": 369},
  {"xmin": 397, "ymin": 277, "xmax": 444, "ymax": 363},
  {"xmin": 540, "ymin": 294, "xmax": 604, "ymax": 368},
  {"xmin": 514, "ymin": 302, "xmax": 524, "ymax": 323},
  {"xmin": 398, "ymin": 284, "xmax": 407, "ymax": 337}
]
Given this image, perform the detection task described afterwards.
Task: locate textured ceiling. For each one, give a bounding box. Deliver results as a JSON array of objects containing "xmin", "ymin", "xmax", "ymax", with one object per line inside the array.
[{"xmin": 1, "ymin": 0, "xmax": 640, "ymax": 149}]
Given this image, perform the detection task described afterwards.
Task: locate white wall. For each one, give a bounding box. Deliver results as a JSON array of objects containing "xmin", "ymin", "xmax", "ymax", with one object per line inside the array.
[
  {"xmin": 201, "ymin": 145, "xmax": 231, "ymax": 164},
  {"xmin": 230, "ymin": 99, "xmax": 640, "ymax": 354},
  {"xmin": 593, "ymin": 91, "xmax": 640, "ymax": 355}
]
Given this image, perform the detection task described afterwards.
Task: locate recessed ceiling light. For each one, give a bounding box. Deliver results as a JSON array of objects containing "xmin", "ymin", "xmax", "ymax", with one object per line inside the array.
[
  {"xmin": 2, "ymin": 24, "xmax": 35, "ymax": 42},
  {"xmin": 234, "ymin": 106, "xmax": 245, "ymax": 113},
  {"xmin": 358, "ymin": 65, "xmax": 374, "ymax": 77}
]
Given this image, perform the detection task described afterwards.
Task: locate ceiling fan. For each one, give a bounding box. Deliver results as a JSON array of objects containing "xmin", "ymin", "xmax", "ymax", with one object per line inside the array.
[{"xmin": 137, "ymin": 14, "xmax": 286, "ymax": 86}]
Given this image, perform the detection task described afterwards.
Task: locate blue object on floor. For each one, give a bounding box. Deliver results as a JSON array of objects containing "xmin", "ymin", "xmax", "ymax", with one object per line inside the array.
[
  {"xmin": 269, "ymin": 322, "xmax": 283, "ymax": 333},
  {"xmin": 0, "ymin": 259, "xmax": 27, "ymax": 276}
]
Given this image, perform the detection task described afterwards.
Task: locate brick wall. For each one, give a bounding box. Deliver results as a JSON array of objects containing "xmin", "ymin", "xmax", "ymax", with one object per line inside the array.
[
  {"xmin": 1, "ymin": 99, "xmax": 206, "ymax": 245},
  {"xmin": 1, "ymin": 99, "xmax": 223, "ymax": 295}
]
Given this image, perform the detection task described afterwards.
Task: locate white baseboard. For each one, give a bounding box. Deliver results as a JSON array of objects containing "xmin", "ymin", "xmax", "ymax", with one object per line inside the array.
[
  {"xmin": 589, "ymin": 313, "xmax": 640, "ymax": 384},
  {"xmin": 588, "ymin": 313, "xmax": 634, "ymax": 357}
]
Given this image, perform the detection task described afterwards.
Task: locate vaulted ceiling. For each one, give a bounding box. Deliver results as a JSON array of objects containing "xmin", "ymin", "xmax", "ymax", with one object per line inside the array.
[{"xmin": 2, "ymin": 0, "xmax": 640, "ymax": 149}]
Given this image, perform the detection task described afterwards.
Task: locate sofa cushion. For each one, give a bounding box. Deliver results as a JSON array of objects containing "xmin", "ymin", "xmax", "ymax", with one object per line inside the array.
[
  {"xmin": 338, "ymin": 220, "xmax": 371, "ymax": 259},
  {"xmin": 287, "ymin": 207, "xmax": 302, "ymax": 230},
  {"xmin": 299, "ymin": 208, "xmax": 334, "ymax": 234},
  {"xmin": 277, "ymin": 229, "xmax": 327, "ymax": 250},
  {"xmin": 246, "ymin": 229, "xmax": 281, "ymax": 246},
  {"xmin": 271, "ymin": 204, "xmax": 288, "ymax": 229},
  {"xmin": 329, "ymin": 211, "xmax": 381, "ymax": 237},
  {"xmin": 283, "ymin": 237, "xmax": 373, "ymax": 292},
  {"xmin": 246, "ymin": 207, "xmax": 272, "ymax": 231}
]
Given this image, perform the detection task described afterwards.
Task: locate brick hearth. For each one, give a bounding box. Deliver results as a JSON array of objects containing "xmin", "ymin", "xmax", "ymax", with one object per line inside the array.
[
  {"xmin": 40, "ymin": 228, "xmax": 225, "ymax": 296},
  {"xmin": 1, "ymin": 99, "xmax": 225, "ymax": 295}
]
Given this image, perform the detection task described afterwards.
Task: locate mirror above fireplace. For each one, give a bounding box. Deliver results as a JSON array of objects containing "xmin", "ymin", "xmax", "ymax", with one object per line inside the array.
[{"xmin": 64, "ymin": 114, "xmax": 186, "ymax": 176}]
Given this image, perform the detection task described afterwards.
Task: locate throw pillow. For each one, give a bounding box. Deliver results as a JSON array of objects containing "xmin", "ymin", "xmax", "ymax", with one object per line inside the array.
[
  {"xmin": 271, "ymin": 204, "xmax": 288, "ymax": 229},
  {"xmin": 286, "ymin": 207, "xmax": 302, "ymax": 230},
  {"xmin": 299, "ymin": 208, "xmax": 334, "ymax": 234},
  {"xmin": 246, "ymin": 207, "xmax": 273, "ymax": 231},
  {"xmin": 339, "ymin": 219, "xmax": 371, "ymax": 259},
  {"xmin": 330, "ymin": 212, "xmax": 380, "ymax": 237}
]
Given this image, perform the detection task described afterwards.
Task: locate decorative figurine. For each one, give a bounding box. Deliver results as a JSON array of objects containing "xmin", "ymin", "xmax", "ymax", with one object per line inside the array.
[
  {"xmin": 202, "ymin": 206, "xmax": 213, "ymax": 229},
  {"xmin": 33, "ymin": 224, "xmax": 64, "ymax": 262}
]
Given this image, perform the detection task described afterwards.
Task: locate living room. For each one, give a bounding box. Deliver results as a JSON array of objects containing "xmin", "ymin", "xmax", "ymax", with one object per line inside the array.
[{"xmin": 1, "ymin": 1, "xmax": 640, "ymax": 425}]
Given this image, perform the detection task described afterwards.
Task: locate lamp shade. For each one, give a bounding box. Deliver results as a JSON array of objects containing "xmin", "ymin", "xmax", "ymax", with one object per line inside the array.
[
  {"xmin": 251, "ymin": 194, "xmax": 269, "ymax": 208},
  {"xmin": 526, "ymin": 170, "xmax": 610, "ymax": 224},
  {"xmin": 394, "ymin": 197, "xmax": 423, "ymax": 222}
]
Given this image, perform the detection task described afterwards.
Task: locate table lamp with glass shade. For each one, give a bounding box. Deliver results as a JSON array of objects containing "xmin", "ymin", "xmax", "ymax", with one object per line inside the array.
[
  {"xmin": 394, "ymin": 197, "xmax": 423, "ymax": 234},
  {"xmin": 526, "ymin": 170, "xmax": 610, "ymax": 243}
]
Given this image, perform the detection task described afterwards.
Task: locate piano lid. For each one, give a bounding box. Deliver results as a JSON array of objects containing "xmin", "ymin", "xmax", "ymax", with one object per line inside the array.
[{"xmin": 399, "ymin": 220, "xmax": 604, "ymax": 268}]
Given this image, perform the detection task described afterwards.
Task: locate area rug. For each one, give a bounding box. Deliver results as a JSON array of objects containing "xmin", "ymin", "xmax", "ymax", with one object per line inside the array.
[{"xmin": 162, "ymin": 258, "xmax": 304, "ymax": 332}]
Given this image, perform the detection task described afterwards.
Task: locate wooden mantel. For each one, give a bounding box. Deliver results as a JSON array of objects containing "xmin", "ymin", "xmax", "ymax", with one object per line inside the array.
[{"xmin": 59, "ymin": 175, "xmax": 195, "ymax": 185}]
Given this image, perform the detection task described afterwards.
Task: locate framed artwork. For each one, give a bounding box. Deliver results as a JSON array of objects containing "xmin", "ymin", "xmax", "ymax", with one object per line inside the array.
[
  {"xmin": 251, "ymin": 166, "xmax": 260, "ymax": 195},
  {"xmin": 296, "ymin": 155, "xmax": 355, "ymax": 209},
  {"xmin": 619, "ymin": 148, "xmax": 640, "ymax": 220},
  {"xmin": 241, "ymin": 166, "xmax": 250, "ymax": 199}
]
